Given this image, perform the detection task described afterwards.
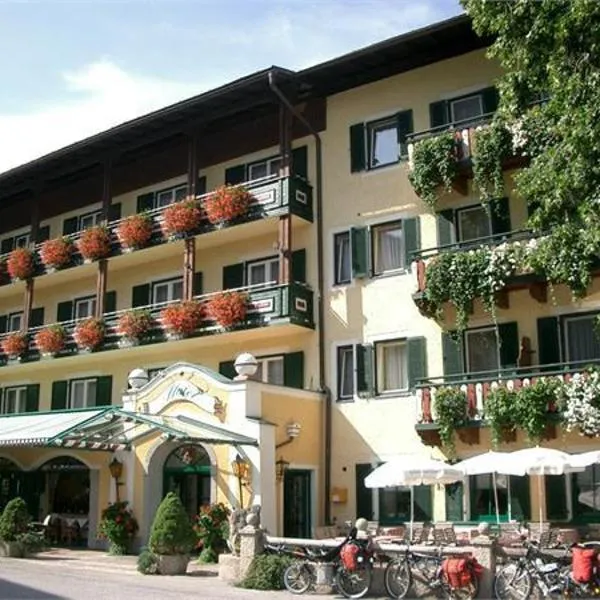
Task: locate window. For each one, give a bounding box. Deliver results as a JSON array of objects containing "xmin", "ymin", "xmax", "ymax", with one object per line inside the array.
[
  {"xmin": 69, "ymin": 379, "xmax": 97, "ymax": 409},
  {"xmin": 572, "ymin": 465, "xmax": 600, "ymax": 520},
  {"xmin": 456, "ymin": 206, "xmax": 491, "ymax": 243},
  {"xmin": 248, "ymin": 157, "xmax": 281, "ymax": 181},
  {"xmin": 334, "ymin": 232, "xmax": 351, "ymax": 285},
  {"xmin": 470, "ymin": 474, "xmax": 530, "ymax": 521},
  {"xmin": 255, "ymin": 356, "xmax": 284, "ymax": 385},
  {"xmin": 564, "ymin": 315, "xmax": 600, "ymax": 364},
  {"xmin": 79, "ymin": 211, "xmax": 102, "ymax": 231},
  {"xmin": 74, "ymin": 297, "xmax": 96, "ymax": 320},
  {"xmin": 247, "ymin": 258, "xmax": 279, "ymax": 287},
  {"xmin": 372, "ymin": 222, "xmax": 404, "ymax": 274},
  {"xmin": 153, "ymin": 278, "xmax": 183, "ymax": 304},
  {"xmin": 337, "ymin": 345, "xmax": 354, "ymax": 400},
  {"xmin": 465, "ymin": 327, "xmax": 499, "ymax": 374},
  {"xmin": 379, "ymin": 485, "xmax": 432, "ymax": 525},
  {"xmin": 14, "ymin": 233, "xmax": 30, "ymax": 248},
  {"xmin": 155, "ymin": 185, "xmax": 187, "ymax": 209},
  {"xmin": 7, "ymin": 312, "xmax": 23, "ymax": 332},
  {"xmin": 1, "ymin": 387, "xmax": 26, "ymax": 414},
  {"xmin": 376, "ymin": 340, "xmax": 407, "ymax": 393},
  {"xmin": 450, "ymin": 94, "xmax": 484, "ymax": 124},
  {"xmin": 368, "ymin": 118, "xmax": 398, "ymax": 169}
]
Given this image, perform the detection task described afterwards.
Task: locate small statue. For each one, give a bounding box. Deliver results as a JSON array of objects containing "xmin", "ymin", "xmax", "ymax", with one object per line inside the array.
[
  {"xmin": 227, "ymin": 508, "xmax": 247, "ymax": 555},
  {"xmin": 246, "ymin": 504, "xmax": 261, "ymax": 528}
]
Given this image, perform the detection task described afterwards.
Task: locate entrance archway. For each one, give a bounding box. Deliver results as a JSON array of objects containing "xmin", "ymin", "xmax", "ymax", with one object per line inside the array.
[{"xmin": 0, "ymin": 458, "xmax": 22, "ymax": 513}]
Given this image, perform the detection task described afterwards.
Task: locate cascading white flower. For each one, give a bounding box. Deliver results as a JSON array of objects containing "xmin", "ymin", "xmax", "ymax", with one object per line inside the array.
[{"xmin": 559, "ymin": 370, "xmax": 600, "ymax": 437}]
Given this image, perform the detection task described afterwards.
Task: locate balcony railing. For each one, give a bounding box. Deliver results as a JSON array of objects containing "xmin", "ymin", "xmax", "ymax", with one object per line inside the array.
[
  {"xmin": 0, "ymin": 282, "xmax": 314, "ymax": 367},
  {"xmin": 0, "ymin": 174, "xmax": 313, "ymax": 284},
  {"xmin": 416, "ymin": 359, "xmax": 600, "ymax": 425}
]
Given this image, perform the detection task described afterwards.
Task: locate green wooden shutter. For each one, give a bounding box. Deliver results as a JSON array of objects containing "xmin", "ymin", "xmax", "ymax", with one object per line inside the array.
[
  {"xmin": 193, "ymin": 271, "xmax": 203, "ymax": 296},
  {"xmin": 498, "ymin": 322, "xmax": 519, "ymax": 369},
  {"xmin": 350, "ymin": 227, "xmax": 369, "ymax": 279},
  {"xmin": 445, "ymin": 482, "xmax": 464, "ymax": 522},
  {"xmin": 30, "ymin": 307, "xmax": 44, "ymax": 328},
  {"xmin": 414, "ymin": 485, "xmax": 433, "ymax": 521},
  {"xmin": 481, "ymin": 86, "xmax": 500, "ymax": 115},
  {"xmin": 36, "ymin": 226, "xmax": 50, "ymax": 243},
  {"xmin": 291, "ymin": 249, "xmax": 306, "ymax": 283},
  {"xmin": 196, "ymin": 176, "xmax": 207, "ymax": 196},
  {"xmin": 355, "ymin": 463, "xmax": 374, "ymax": 519},
  {"xmin": 95, "ymin": 376, "xmax": 113, "ymax": 407},
  {"xmin": 225, "ymin": 164, "xmax": 246, "ymax": 185},
  {"xmin": 0, "ymin": 315, "xmax": 7, "ymax": 333},
  {"xmin": 284, "ymin": 352, "xmax": 304, "ymax": 389},
  {"xmin": 403, "ymin": 217, "xmax": 420, "ymax": 266},
  {"xmin": 136, "ymin": 193, "xmax": 155, "ymax": 213},
  {"xmin": 25, "ymin": 385, "xmax": 40, "ymax": 413},
  {"xmin": 1, "ymin": 238, "xmax": 14, "ymax": 254},
  {"xmin": 407, "ymin": 337, "xmax": 427, "ymax": 389},
  {"xmin": 218, "ymin": 360, "xmax": 236, "ymax": 380},
  {"xmin": 356, "ymin": 344, "xmax": 374, "ymax": 398},
  {"xmin": 442, "ymin": 332, "xmax": 464, "ymax": 378},
  {"xmin": 222, "ymin": 263, "xmax": 245, "ymax": 289},
  {"xmin": 292, "ymin": 146, "xmax": 308, "ymax": 180},
  {"xmin": 509, "ymin": 475, "xmax": 531, "ymax": 520},
  {"xmin": 349, "ymin": 123, "xmax": 366, "ymax": 173},
  {"xmin": 131, "ymin": 284, "xmax": 151, "ymax": 308},
  {"xmin": 490, "ymin": 197, "xmax": 511, "ymax": 235},
  {"xmin": 56, "ymin": 301, "xmax": 73, "ymax": 322},
  {"xmin": 437, "ymin": 210, "xmax": 456, "ymax": 247},
  {"xmin": 104, "ymin": 291, "xmax": 117, "ymax": 314},
  {"xmin": 51, "ymin": 381, "xmax": 68, "ymax": 410},
  {"xmin": 396, "ymin": 110, "xmax": 414, "ymax": 158},
  {"xmin": 429, "ymin": 100, "xmax": 450, "ymax": 128},
  {"xmin": 62, "ymin": 217, "xmax": 78, "ymax": 235},
  {"xmin": 108, "ymin": 203, "xmax": 121, "ymax": 222},
  {"xmin": 537, "ymin": 317, "xmax": 560, "ymax": 365},
  {"xmin": 546, "ymin": 475, "xmax": 568, "ymax": 521}
]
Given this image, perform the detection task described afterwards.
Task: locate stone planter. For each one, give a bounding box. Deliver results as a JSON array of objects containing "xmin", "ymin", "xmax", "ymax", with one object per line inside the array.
[
  {"xmin": 156, "ymin": 553, "xmax": 189, "ymax": 575},
  {"xmin": 0, "ymin": 541, "xmax": 23, "ymax": 558}
]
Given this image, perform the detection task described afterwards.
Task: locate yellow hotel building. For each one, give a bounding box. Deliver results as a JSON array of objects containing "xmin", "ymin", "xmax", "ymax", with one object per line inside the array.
[{"xmin": 0, "ymin": 15, "xmax": 599, "ymax": 548}]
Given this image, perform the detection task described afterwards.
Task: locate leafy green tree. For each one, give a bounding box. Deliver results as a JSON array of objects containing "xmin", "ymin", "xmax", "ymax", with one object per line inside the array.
[{"xmin": 148, "ymin": 492, "xmax": 196, "ymax": 555}]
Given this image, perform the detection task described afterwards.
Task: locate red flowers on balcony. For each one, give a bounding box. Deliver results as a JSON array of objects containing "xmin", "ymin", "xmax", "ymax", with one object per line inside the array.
[
  {"xmin": 162, "ymin": 200, "xmax": 201, "ymax": 239},
  {"xmin": 116, "ymin": 214, "xmax": 154, "ymax": 252},
  {"xmin": 160, "ymin": 301, "xmax": 203, "ymax": 338},
  {"xmin": 206, "ymin": 291, "xmax": 248, "ymax": 328},
  {"xmin": 204, "ymin": 185, "xmax": 253, "ymax": 226},
  {"xmin": 1, "ymin": 332, "xmax": 28, "ymax": 359},
  {"xmin": 34, "ymin": 325, "xmax": 67, "ymax": 356},
  {"xmin": 117, "ymin": 309, "xmax": 153, "ymax": 343},
  {"xmin": 40, "ymin": 238, "xmax": 74, "ymax": 272},
  {"xmin": 77, "ymin": 226, "xmax": 111, "ymax": 262},
  {"xmin": 7, "ymin": 247, "xmax": 35, "ymax": 281},
  {"xmin": 73, "ymin": 317, "xmax": 105, "ymax": 351}
]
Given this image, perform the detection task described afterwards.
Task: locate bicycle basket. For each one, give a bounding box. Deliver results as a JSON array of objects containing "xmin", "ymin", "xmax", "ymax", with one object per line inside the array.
[{"xmin": 442, "ymin": 557, "xmax": 478, "ymax": 589}]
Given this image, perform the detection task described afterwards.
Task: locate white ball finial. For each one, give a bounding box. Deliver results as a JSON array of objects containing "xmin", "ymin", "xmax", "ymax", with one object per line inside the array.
[
  {"xmin": 234, "ymin": 353, "xmax": 258, "ymax": 379},
  {"xmin": 128, "ymin": 368, "xmax": 149, "ymax": 390}
]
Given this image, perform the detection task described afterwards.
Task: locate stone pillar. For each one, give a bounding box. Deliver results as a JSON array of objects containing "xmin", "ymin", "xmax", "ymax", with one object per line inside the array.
[
  {"xmin": 471, "ymin": 534, "xmax": 497, "ymax": 599},
  {"xmin": 238, "ymin": 523, "xmax": 265, "ymax": 582}
]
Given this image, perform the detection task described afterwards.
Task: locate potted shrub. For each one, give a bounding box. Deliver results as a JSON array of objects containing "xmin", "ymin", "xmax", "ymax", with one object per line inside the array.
[
  {"xmin": 117, "ymin": 309, "xmax": 153, "ymax": 346},
  {"xmin": 98, "ymin": 501, "xmax": 139, "ymax": 555},
  {"xmin": 432, "ymin": 387, "xmax": 467, "ymax": 456},
  {"xmin": 206, "ymin": 291, "xmax": 248, "ymax": 329},
  {"xmin": 203, "ymin": 185, "xmax": 253, "ymax": 227},
  {"xmin": 515, "ymin": 378, "xmax": 560, "ymax": 443},
  {"xmin": 1, "ymin": 332, "xmax": 28, "ymax": 360},
  {"xmin": 194, "ymin": 502, "xmax": 231, "ymax": 563},
  {"xmin": 73, "ymin": 317, "xmax": 105, "ymax": 351},
  {"xmin": 116, "ymin": 213, "xmax": 154, "ymax": 252},
  {"xmin": 77, "ymin": 225, "xmax": 111, "ymax": 262},
  {"xmin": 148, "ymin": 491, "xmax": 196, "ymax": 575},
  {"xmin": 484, "ymin": 387, "xmax": 519, "ymax": 447},
  {"xmin": 6, "ymin": 247, "xmax": 35, "ymax": 281},
  {"xmin": 161, "ymin": 200, "xmax": 201, "ymax": 240},
  {"xmin": 34, "ymin": 325, "xmax": 66, "ymax": 357},
  {"xmin": 0, "ymin": 497, "xmax": 31, "ymax": 557},
  {"xmin": 160, "ymin": 301, "xmax": 203, "ymax": 339},
  {"xmin": 39, "ymin": 237, "xmax": 74, "ymax": 272}
]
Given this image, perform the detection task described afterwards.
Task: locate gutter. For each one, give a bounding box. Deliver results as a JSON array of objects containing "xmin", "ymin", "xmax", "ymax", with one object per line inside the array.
[{"xmin": 268, "ymin": 71, "xmax": 332, "ymax": 525}]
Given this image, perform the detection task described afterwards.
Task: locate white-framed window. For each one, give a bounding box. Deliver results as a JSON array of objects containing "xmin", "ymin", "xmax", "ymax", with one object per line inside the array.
[
  {"xmin": 156, "ymin": 185, "xmax": 187, "ymax": 209},
  {"xmin": 456, "ymin": 206, "xmax": 491, "ymax": 243},
  {"xmin": 337, "ymin": 345, "xmax": 355, "ymax": 400},
  {"xmin": 372, "ymin": 221, "xmax": 404, "ymax": 274},
  {"xmin": 1, "ymin": 387, "xmax": 26, "ymax": 414},
  {"xmin": 14, "ymin": 233, "xmax": 30, "ymax": 248},
  {"xmin": 450, "ymin": 94, "xmax": 484, "ymax": 124},
  {"xmin": 368, "ymin": 117, "xmax": 399, "ymax": 169},
  {"xmin": 247, "ymin": 258, "xmax": 279, "ymax": 287},
  {"xmin": 375, "ymin": 340, "xmax": 408, "ymax": 394},
  {"xmin": 248, "ymin": 157, "xmax": 281, "ymax": 181},
  {"xmin": 69, "ymin": 379, "xmax": 97, "ymax": 409},
  {"xmin": 79, "ymin": 211, "xmax": 102, "ymax": 231},
  {"xmin": 334, "ymin": 231, "xmax": 351, "ymax": 285},
  {"xmin": 255, "ymin": 356, "xmax": 284, "ymax": 385},
  {"xmin": 7, "ymin": 312, "xmax": 23, "ymax": 332},
  {"xmin": 564, "ymin": 314, "xmax": 600, "ymax": 364},
  {"xmin": 465, "ymin": 327, "xmax": 499, "ymax": 374},
  {"xmin": 153, "ymin": 278, "xmax": 184, "ymax": 304},
  {"xmin": 75, "ymin": 297, "xmax": 96, "ymax": 320}
]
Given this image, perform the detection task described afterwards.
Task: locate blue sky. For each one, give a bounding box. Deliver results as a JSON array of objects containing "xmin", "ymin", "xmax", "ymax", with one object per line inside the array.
[{"xmin": 0, "ymin": 0, "xmax": 462, "ymax": 174}]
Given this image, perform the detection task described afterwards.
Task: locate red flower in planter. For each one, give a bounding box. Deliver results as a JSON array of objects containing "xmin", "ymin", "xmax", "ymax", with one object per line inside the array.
[
  {"xmin": 203, "ymin": 185, "xmax": 253, "ymax": 225},
  {"xmin": 40, "ymin": 237, "xmax": 74, "ymax": 270},
  {"xmin": 160, "ymin": 301, "xmax": 204, "ymax": 337},
  {"xmin": 117, "ymin": 309, "xmax": 153, "ymax": 341},
  {"xmin": 77, "ymin": 226, "xmax": 111, "ymax": 262},
  {"xmin": 73, "ymin": 317, "xmax": 105, "ymax": 351},
  {"xmin": 7, "ymin": 247, "xmax": 35, "ymax": 281},
  {"xmin": 1, "ymin": 332, "xmax": 29, "ymax": 358},
  {"xmin": 206, "ymin": 291, "xmax": 248, "ymax": 328},
  {"xmin": 34, "ymin": 325, "xmax": 66, "ymax": 355},
  {"xmin": 161, "ymin": 200, "xmax": 201, "ymax": 239},
  {"xmin": 116, "ymin": 214, "xmax": 153, "ymax": 251}
]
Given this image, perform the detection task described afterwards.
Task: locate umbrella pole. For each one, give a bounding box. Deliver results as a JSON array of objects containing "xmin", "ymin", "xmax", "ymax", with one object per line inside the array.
[
  {"xmin": 493, "ymin": 471, "xmax": 500, "ymax": 524},
  {"xmin": 538, "ymin": 475, "xmax": 543, "ymax": 535},
  {"xmin": 508, "ymin": 477, "xmax": 512, "ymax": 521},
  {"xmin": 410, "ymin": 486, "xmax": 414, "ymax": 541}
]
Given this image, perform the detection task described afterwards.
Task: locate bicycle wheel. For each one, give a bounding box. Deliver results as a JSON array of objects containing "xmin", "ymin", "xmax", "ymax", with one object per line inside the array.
[
  {"xmin": 384, "ymin": 558, "xmax": 412, "ymax": 599},
  {"xmin": 335, "ymin": 564, "xmax": 372, "ymax": 599},
  {"xmin": 494, "ymin": 562, "xmax": 532, "ymax": 600},
  {"xmin": 283, "ymin": 561, "xmax": 314, "ymax": 594}
]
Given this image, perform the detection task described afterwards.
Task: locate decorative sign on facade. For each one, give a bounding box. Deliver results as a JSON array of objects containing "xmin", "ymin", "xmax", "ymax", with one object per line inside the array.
[{"xmin": 149, "ymin": 378, "xmax": 225, "ymax": 419}]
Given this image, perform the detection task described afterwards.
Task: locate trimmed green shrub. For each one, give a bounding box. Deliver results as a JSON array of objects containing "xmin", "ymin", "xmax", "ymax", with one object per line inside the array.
[
  {"xmin": 137, "ymin": 547, "xmax": 159, "ymax": 575},
  {"xmin": 239, "ymin": 554, "xmax": 293, "ymax": 590},
  {"xmin": 16, "ymin": 531, "xmax": 46, "ymax": 554},
  {"xmin": 0, "ymin": 498, "xmax": 31, "ymax": 542},
  {"xmin": 148, "ymin": 492, "xmax": 196, "ymax": 555}
]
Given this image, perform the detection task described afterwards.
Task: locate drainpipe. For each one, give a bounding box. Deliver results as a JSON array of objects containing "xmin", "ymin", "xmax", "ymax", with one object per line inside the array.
[{"xmin": 268, "ymin": 72, "xmax": 332, "ymax": 525}]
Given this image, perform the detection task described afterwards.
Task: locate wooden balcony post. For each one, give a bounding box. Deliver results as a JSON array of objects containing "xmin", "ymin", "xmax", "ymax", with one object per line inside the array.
[
  {"xmin": 22, "ymin": 279, "xmax": 34, "ymax": 331},
  {"xmin": 278, "ymin": 104, "xmax": 292, "ymax": 284},
  {"xmin": 96, "ymin": 260, "xmax": 107, "ymax": 318},
  {"xmin": 183, "ymin": 237, "xmax": 196, "ymax": 301}
]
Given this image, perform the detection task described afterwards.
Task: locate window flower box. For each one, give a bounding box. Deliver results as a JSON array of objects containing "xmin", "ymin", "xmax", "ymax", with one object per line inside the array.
[
  {"xmin": 160, "ymin": 301, "xmax": 203, "ymax": 338},
  {"xmin": 117, "ymin": 309, "xmax": 153, "ymax": 345},
  {"xmin": 161, "ymin": 200, "xmax": 201, "ymax": 240},
  {"xmin": 203, "ymin": 185, "xmax": 253, "ymax": 227},
  {"xmin": 40, "ymin": 237, "xmax": 74, "ymax": 272},
  {"xmin": 206, "ymin": 291, "xmax": 248, "ymax": 329},
  {"xmin": 34, "ymin": 325, "xmax": 67, "ymax": 356},
  {"xmin": 7, "ymin": 248, "xmax": 35, "ymax": 281},
  {"xmin": 116, "ymin": 214, "xmax": 154, "ymax": 252},
  {"xmin": 77, "ymin": 226, "xmax": 111, "ymax": 262},
  {"xmin": 73, "ymin": 317, "xmax": 105, "ymax": 351},
  {"xmin": 1, "ymin": 332, "xmax": 29, "ymax": 359}
]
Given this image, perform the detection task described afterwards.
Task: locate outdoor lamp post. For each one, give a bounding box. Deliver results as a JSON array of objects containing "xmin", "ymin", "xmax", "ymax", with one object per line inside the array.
[
  {"xmin": 109, "ymin": 457, "xmax": 123, "ymax": 502},
  {"xmin": 231, "ymin": 454, "xmax": 250, "ymax": 508}
]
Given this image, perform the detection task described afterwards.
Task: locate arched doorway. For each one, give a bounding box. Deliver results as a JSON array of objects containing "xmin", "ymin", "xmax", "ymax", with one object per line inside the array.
[
  {"xmin": 0, "ymin": 458, "xmax": 22, "ymax": 513},
  {"xmin": 163, "ymin": 444, "xmax": 211, "ymax": 518}
]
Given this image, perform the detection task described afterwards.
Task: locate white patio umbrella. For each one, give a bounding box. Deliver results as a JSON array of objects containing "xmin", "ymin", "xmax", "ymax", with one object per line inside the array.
[
  {"xmin": 364, "ymin": 455, "xmax": 463, "ymax": 539},
  {"xmin": 570, "ymin": 450, "xmax": 600, "ymax": 469}
]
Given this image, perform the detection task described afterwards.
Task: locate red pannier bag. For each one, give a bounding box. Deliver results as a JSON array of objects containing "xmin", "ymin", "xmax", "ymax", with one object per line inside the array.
[
  {"xmin": 572, "ymin": 546, "xmax": 596, "ymax": 583},
  {"xmin": 442, "ymin": 557, "xmax": 480, "ymax": 589},
  {"xmin": 340, "ymin": 542, "xmax": 360, "ymax": 571}
]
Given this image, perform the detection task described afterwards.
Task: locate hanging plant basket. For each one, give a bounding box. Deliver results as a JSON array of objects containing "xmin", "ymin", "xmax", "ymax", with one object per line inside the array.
[
  {"xmin": 117, "ymin": 309, "xmax": 153, "ymax": 343},
  {"xmin": 1, "ymin": 332, "xmax": 29, "ymax": 359},
  {"xmin": 7, "ymin": 247, "xmax": 35, "ymax": 281},
  {"xmin": 34, "ymin": 325, "xmax": 67, "ymax": 356},
  {"xmin": 205, "ymin": 291, "xmax": 248, "ymax": 329},
  {"xmin": 203, "ymin": 185, "xmax": 253, "ymax": 226},
  {"xmin": 160, "ymin": 301, "xmax": 203, "ymax": 338},
  {"xmin": 161, "ymin": 200, "xmax": 201, "ymax": 239},
  {"xmin": 116, "ymin": 214, "xmax": 154, "ymax": 252},
  {"xmin": 73, "ymin": 318, "xmax": 105, "ymax": 351},
  {"xmin": 40, "ymin": 237, "xmax": 74, "ymax": 271},
  {"xmin": 77, "ymin": 226, "xmax": 111, "ymax": 262}
]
